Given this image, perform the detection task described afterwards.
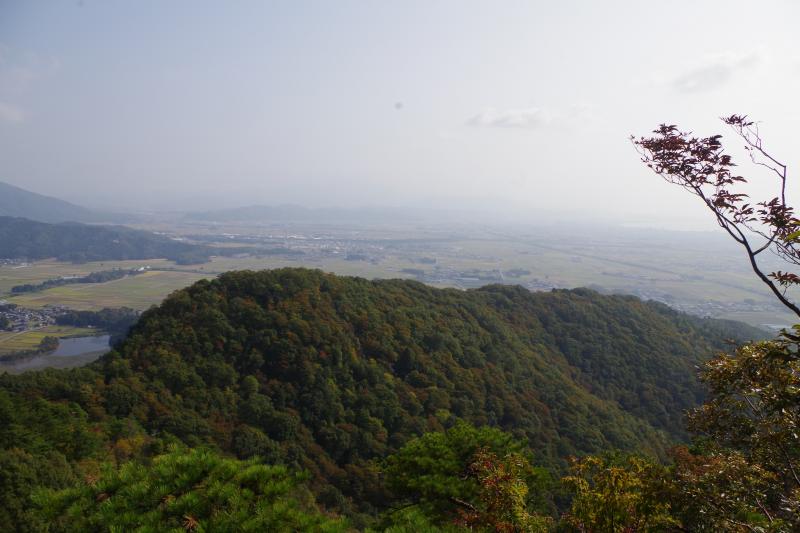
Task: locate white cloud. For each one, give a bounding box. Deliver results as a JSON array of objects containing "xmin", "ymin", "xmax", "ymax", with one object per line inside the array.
[
  {"xmin": 0, "ymin": 44, "xmax": 60, "ymax": 94},
  {"xmin": 466, "ymin": 103, "xmax": 595, "ymax": 130},
  {"xmin": 670, "ymin": 49, "xmax": 763, "ymax": 93},
  {"xmin": 0, "ymin": 101, "xmax": 24, "ymax": 123},
  {"xmin": 467, "ymin": 107, "xmax": 551, "ymax": 129}
]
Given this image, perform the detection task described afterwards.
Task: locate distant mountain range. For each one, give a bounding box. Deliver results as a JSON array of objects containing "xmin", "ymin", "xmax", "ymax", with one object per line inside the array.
[
  {"xmin": 0, "ymin": 181, "xmax": 459, "ymax": 226},
  {"xmin": 0, "ymin": 181, "xmax": 129, "ymax": 224}
]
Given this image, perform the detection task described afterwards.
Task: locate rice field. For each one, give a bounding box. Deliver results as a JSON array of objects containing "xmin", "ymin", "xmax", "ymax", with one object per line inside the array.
[
  {"xmin": 0, "ymin": 259, "xmax": 175, "ymax": 294},
  {"xmin": 5, "ymin": 270, "xmax": 211, "ymax": 311}
]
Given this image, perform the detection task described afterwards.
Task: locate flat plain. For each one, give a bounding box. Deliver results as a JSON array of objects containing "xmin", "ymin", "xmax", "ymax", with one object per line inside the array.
[
  {"xmin": 2, "ymin": 223, "xmax": 796, "ymax": 329},
  {"xmin": 0, "ymin": 259, "xmax": 176, "ymax": 294},
  {"xmin": 4, "ymin": 270, "xmax": 210, "ymax": 311}
]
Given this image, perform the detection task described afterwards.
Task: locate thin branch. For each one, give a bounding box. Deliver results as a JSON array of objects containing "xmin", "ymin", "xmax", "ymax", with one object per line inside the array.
[
  {"xmin": 385, "ymin": 502, "xmax": 420, "ymax": 516},
  {"xmin": 752, "ymin": 233, "xmax": 777, "ymax": 255},
  {"xmin": 448, "ymin": 496, "xmax": 478, "ymax": 512},
  {"xmin": 754, "ymin": 497, "xmax": 774, "ymax": 524},
  {"xmin": 739, "ymin": 237, "xmax": 800, "ymax": 319}
]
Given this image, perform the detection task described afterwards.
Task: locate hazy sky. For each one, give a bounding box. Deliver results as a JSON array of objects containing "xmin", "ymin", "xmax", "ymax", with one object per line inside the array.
[{"xmin": 1, "ymin": 0, "xmax": 799, "ymax": 227}]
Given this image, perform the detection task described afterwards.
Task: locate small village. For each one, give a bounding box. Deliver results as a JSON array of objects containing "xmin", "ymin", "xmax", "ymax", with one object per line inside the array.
[{"xmin": 0, "ymin": 302, "xmax": 67, "ymax": 332}]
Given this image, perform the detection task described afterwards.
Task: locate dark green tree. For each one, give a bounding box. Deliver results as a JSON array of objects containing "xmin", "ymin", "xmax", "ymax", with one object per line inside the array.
[
  {"xmin": 37, "ymin": 336, "xmax": 59, "ymax": 353},
  {"xmin": 679, "ymin": 337, "xmax": 800, "ymax": 529},
  {"xmin": 34, "ymin": 446, "xmax": 346, "ymax": 532},
  {"xmin": 383, "ymin": 422, "xmax": 553, "ymax": 530}
]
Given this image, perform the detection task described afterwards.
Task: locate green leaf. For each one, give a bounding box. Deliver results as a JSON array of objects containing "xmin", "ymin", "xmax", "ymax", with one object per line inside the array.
[{"xmin": 785, "ymin": 230, "xmax": 800, "ymax": 242}]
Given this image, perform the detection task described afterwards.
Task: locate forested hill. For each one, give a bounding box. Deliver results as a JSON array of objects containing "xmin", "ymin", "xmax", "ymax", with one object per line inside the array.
[
  {"xmin": 0, "ymin": 216, "xmax": 212, "ymax": 263},
  {"xmin": 0, "ymin": 268, "xmax": 765, "ymax": 519}
]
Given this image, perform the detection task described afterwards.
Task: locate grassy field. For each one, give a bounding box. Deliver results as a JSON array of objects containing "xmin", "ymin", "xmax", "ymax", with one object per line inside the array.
[
  {"xmin": 0, "ymin": 257, "xmax": 414, "ymax": 311},
  {"xmin": 0, "ymin": 325, "xmax": 98, "ymax": 356},
  {"xmin": 0, "ymin": 259, "xmax": 176, "ymax": 295},
  {"xmin": 6, "ymin": 270, "xmax": 211, "ymax": 311}
]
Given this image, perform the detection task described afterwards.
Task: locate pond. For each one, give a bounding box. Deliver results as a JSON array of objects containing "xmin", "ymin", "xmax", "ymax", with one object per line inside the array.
[
  {"xmin": 52, "ymin": 335, "xmax": 111, "ymax": 357},
  {"xmin": 0, "ymin": 335, "xmax": 111, "ymax": 374}
]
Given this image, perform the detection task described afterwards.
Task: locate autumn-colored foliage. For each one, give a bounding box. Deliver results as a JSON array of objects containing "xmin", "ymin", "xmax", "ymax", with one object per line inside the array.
[{"xmin": 634, "ymin": 115, "xmax": 800, "ymax": 317}]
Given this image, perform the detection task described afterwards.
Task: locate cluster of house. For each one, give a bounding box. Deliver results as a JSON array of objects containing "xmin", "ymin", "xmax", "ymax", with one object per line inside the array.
[{"xmin": 0, "ymin": 302, "xmax": 67, "ymax": 332}]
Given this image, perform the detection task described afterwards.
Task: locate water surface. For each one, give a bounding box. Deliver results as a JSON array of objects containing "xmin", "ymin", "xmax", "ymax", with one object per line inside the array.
[
  {"xmin": 52, "ymin": 335, "xmax": 111, "ymax": 356},
  {"xmin": 0, "ymin": 335, "xmax": 110, "ymax": 374}
]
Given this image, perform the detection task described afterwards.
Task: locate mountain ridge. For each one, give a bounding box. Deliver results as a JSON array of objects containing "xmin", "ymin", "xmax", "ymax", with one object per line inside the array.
[
  {"xmin": 0, "ymin": 268, "xmax": 766, "ymax": 518},
  {"xmin": 0, "ymin": 181, "xmax": 130, "ymax": 224},
  {"xmin": 0, "ymin": 216, "xmax": 212, "ymax": 263}
]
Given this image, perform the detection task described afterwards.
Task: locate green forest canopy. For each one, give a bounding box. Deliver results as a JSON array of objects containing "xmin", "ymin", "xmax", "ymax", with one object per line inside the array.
[
  {"xmin": 0, "ymin": 268, "xmax": 767, "ymax": 530},
  {"xmin": 0, "ymin": 216, "xmax": 213, "ymax": 264}
]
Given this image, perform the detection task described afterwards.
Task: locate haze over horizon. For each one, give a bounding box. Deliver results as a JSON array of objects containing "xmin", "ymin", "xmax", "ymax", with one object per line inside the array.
[{"xmin": 1, "ymin": 1, "xmax": 799, "ymax": 230}]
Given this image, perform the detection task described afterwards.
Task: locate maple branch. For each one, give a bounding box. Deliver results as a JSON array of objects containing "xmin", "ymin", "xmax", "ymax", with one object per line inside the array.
[{"xmin": 633, "ymin": 116, "xmax": 800, "ymax": 319}]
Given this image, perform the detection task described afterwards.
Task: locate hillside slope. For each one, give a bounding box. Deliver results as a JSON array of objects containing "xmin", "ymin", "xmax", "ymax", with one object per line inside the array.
[
  {"xmin": 0, "ymin": 181, "xmax": 123, "ymax": 224},
  {"xmin": 0, "ymin": 268, "xmax": 765, "ymax": 514},
  {"xmin": 0, "ymin": 216, "xmax": 211, "ymax": 263}
]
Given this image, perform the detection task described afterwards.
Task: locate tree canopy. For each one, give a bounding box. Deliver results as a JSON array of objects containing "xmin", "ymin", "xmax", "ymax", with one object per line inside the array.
[
  {"xmin": 0, "ymin": 268, "xmax": 763, "ymax": 530},
  {"xmin": 627, "ymin": 115, "xmax": 800, "ymax": 530}
]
